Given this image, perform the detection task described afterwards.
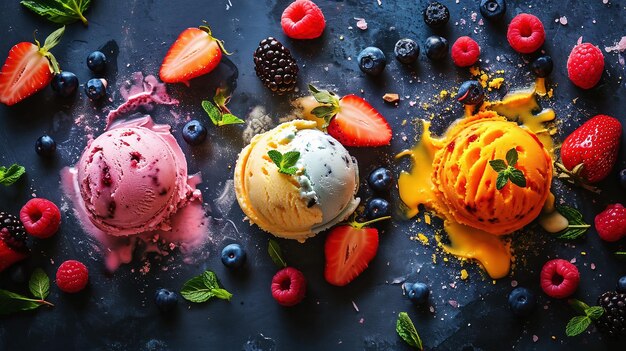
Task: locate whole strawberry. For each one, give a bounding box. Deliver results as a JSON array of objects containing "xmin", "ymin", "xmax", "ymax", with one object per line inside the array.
[
  {"xmin": 595, "ymin": 204, "xmax": 626, "ymax": 242},
  {"xmin": 567, "ymin": 42, "xmax": 604, "ymax": 89},
  {"xmin": 558, "ymin": 115, "xmax": 622, "ymax": 185}
]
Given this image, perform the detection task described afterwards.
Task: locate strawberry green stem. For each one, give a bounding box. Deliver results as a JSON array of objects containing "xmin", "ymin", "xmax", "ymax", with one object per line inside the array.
[
  {"xmin": 351, "ymin": 215, "xmax": 392, "ymax": 229},
  {"xmin": 568, "ymin": 225, "xmax": 591, "ymax": 229},
  {"xmin": 199, "ymin": 25, "xmax": 232, "ymax": 55}
]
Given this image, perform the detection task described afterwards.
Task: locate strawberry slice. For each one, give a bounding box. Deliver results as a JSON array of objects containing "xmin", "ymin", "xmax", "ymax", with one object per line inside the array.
[
  {"xmin": 159, "ymin": 25, "xmax": 229, "ymax": 84},
  {"xmin": 308, "ymin": 85, "xmax": 392, "ymax": 147},
  {"xmin": 324, "ymin": 216, "xmax": 390, "ymax": 286},
  {"xmin": 0, "ymin": 26, "xmax": 64, "ymax": 106}
]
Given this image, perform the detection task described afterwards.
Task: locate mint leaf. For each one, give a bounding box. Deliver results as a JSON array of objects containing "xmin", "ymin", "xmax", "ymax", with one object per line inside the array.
[
  {"xmin": 202, "ymin": 100, "xmax": 222, "ymax": 126},
  {"xmin": 509, "ymin": 169, "xmax": 527, "ymax": 188},
  {"xmin": 180, "ymin": 275, "xmax": 214, "ymax": 303},
  {"xmin": 29, "ymin": 268, "xmax": 50, "ymax": 300},
  {"xmin": 268, "ymin": 239, "xmax": 287, "ymax": 268},
  {"xmin": 490, "ymin": 148, "xmax": 526, "ymax": 190},
  {"xmin": 585, "ymin": 306, "xmax": 604, "ymax": 320},
  {"xmin": 568, "ymin": 299, "xmax": 591, "ymax": 315},
  {"xmin": 267, "ymin": 150, "xmax": 301, "ymax": 175},
  {"xmin": 211, "ymin": 288, "xmax": 232, "ymax": 301},
  {"xmin": 282, "ymin": 151, "xmax": 300, "ymax": 168},
  {"xmin": 556, "ymin": 206, "xmax": 590, "ymax": 240},
  {"xmin": 0, "ymin": 290, "xmax": 42, "ymax": 315},
  {"xmin": 267, "ymin": 150, "xmax": 283, "ymax": 167},
  {"xmin": 496, "ymin": 171, "xmax": 509, "ymax": 190},
  {"xmin": 21, "ymin": 0, "xmax": 91, "ymax": 26},
  {"xmin": 488, "ymin": 160, "xmax": 507, "ymax": 172},
  {"xmin": 220, "ymin": 114, "xmax": 244, "ymax": 126},
  {"xmin": 0, "ymin": 164, "xmax": 26, "ymax": 186},
  {"xmin": 281, "ymin": 167, "xmax": 298, "ymax": 175},
  {"xmin": 396, "ymin": 312, "xmax": 423, "ymax": 350},
  {"xmin": 202, "ymin": 271, "xmax": 219, "ymax": 290},
  {"xmin": 616, "ymin": 251, "xmax": 626, "ymax": 257},
  {"xmin": 506, "ymin": 148, "xmax": 518, "ymax": 166},
  {"xmin": 310, "ymin": 105, "xmax": 337, "ymax": 121},
  {"xmin": 566, "ymin": 315, "xmax": 591, "ymax": 336}
]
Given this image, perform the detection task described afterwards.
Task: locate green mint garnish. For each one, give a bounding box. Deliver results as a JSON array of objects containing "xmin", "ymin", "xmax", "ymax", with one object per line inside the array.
[
  {"xmin": 0, "ymin": 164, "xmax": 26, "ymax": 186},
  {"xmin": 180, "ymin": 270, "xmax": 232, "ymax": 303},
  {"xmin": 308, "ymin": 84, "xmax": 340, "ymax": 127},
  {"xmin": 201, "ymin": 88, "xmax": 244, "ymax": 127},
  {"xmin": 21, "ymin": 0, "xmax": 91, "ymax": 26},
  {"xmin": 0, "ymin": 269, "xmax": 54, "ymax": 315},
  {"xmin": 565, "ymin": 299, "xmax": 604, "ymax": 337},
  {"xmin": 488, "ymin": 148, "xmax": 527, "ymax": 190},
  {"xmin": 616, "ymin": 252, "xmax": 626, "ymax": 257},
  {"xmin": 268, "ymin": 239, "xmax": 287, "ymax": 268},
  {"xmin": 555, "ymin": 205, "xmax": 591, "ymax": 240},
  {"xmin": 267, "ymin": 150, "xmax": 300, "ymax": 175},
  {"xmin": 29, "ymin": 268, "xmax": 50, "ymax": 300},
  {"xmin": 396, "ymin": 312, "xmax": 423, "ymax": 350}
]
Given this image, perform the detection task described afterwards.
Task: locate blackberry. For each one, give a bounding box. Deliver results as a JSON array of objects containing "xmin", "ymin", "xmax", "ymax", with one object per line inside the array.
[
  {"xmin": 596, "ymin": 291, "xmax": 626, "ymax": 338},
  {"xmin": 253, "ymin": 37, "xmax": 299, "ymax": 95},
  {"xmin": 423, "ymin": 2, "xmax": 450, "ymax": 28},
  {"xmin": 0, "ymin": 212, "xmax": 28, "ymax": 251}
]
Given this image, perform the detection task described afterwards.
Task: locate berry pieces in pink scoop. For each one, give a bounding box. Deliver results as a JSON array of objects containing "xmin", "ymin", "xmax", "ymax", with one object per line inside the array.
[
  {"xmin": 20, "ymin": 198, "xmax": 61, "ymax": 239},
  {"xmin": 451, "ymin": 36, "xmax": 480, "ymax": 67},
  {"xmin": 595, "ymin": 204, "xmax": 626, "ymax": 242},
  {"xmin": 507, "ymin": 13, "xmax": 545, "ymax": 54},
  {"xmin": 56, "ymin": 260, "xmax": 89, "ymax": 293},
  {"xmin": 281, "ymin": 0, "xmax": 326, "ymax": 40},
  {"xmin": 271, "ymin": 267, "xmax": 306, "ymax": 306},
  {"xmin": 567, "ymin": 42, "xmax": 604, "ymax": 89},
  {"xmin": 540, "ymin": 259, "xmax": 580, "ymax": 299}
]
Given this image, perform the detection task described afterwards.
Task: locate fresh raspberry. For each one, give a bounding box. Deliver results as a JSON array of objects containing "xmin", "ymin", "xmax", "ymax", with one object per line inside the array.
[
  {"xmin": 56, "ymin": 260, "xmax": 89, "ymax": 293},
  {"xmin": 594, "ymin": 204, "xmax": 626, "ymax": 242},
  {"xmin": 281, "ymin": 0, "xmax": 326, "ymax": 40},
  {"xmin": 19, "ymin": 198, "xmax": 61, "ymax": 239},
  {"xmin": 451, "ymin": 36, "xmax": 481, "ymax": 67},
  {"xmin": 506, "ymin": 14, "xmax": 545, "ymax": 54},
  {"xmin": 567, "ymin": 42, "xmax": 604, "ymax": 89},
  {"xmin": 540, "ymin": 259, "xmax": 580, "ymax": 299},
  {"xmin": 271, "ymin": 267, "xmax": 306, "ymax": 306}
]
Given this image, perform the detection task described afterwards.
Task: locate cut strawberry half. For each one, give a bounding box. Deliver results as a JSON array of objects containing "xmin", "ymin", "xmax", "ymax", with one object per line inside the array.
[
  {"xmin": 159, "ymin": 25, "xmax": 229, "ymax": 84},
  {"xmin": 0, "ymin": 26, "xmax": 64, "ymax": 106}
]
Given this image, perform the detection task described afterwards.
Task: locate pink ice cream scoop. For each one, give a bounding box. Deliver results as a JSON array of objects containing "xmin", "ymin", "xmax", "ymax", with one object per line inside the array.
[{"xmin": 77, "ymin": 117, "xmax": 193, "ymax": 235}]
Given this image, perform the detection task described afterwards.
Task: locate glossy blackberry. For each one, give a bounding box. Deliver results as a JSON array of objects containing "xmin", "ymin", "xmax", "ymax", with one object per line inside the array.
[
  {"xmin": 253, "ymin": 37, "xmax": 299, "ymax": 95},
  {"xmin": 0, "ymin": 212, "xmax": 28, "ymax": 251},
  {"xmin": 596, "ymin": 291, "xmax": 626, "ymax": 338},
  {"xmin": 423, "ymin": 2, "xmax": 450, "ymax": 28}
]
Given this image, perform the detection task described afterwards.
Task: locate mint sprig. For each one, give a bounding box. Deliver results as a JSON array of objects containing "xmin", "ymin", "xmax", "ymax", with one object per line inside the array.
[
  {"xmin": 268, "ymin": 239, "xmax": 287, "ymax": 268},
  {"xmin": 267, "ymin": 150, "xmax": 300, "ymax": 175},
  {"xmin": 180, "ymin": 270, "xmax": 232, "ymax": 303},
  {"xmin": 201, "ymin": 88, "xmax": 244, "ymax": 127},
  {"xmin": 488, "ymin": 148, "xmax": 527, "ymax": 190},
  {"xmin": 21, "ymin": 0, "xmax": 91, "ymax": 26},
  {"xmin": 565, "ymin": 299, "xmax": 604, "ymax": 337},
  {"xmin": 0, "ymin": 269, "xmax": 54, "ymax": 315},
  {"xmin": 396, "ymin": 312, "xmax": 423, "ymax": 350},
  {"xmin": 555, "ymin": 205, "xmax": 591, "ymax": 240},
  {"xmin": 0, "ymin": 164, "xmax": 26, "ymax": 186},
  {"xmin": 308, "ymin": 84, "xmax": 340, "ymax": 127}
]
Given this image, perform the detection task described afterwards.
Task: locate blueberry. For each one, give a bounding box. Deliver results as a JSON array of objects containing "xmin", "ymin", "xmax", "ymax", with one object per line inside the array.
[
  {"xmin": 87, "ymin": 51, "xmax": 107, "ymax": 73},
  {"xmin": 368, "ymin": 167, "xmax": 393, "ymax": 192},
  {"xmin": 530, "ymin": 55, "xmax": 553, "ymax": 78},
  {"xmin": 35, "ymin": 135, "xmax": 56, "ymax": 157},
  {"xmin": 403, "ymin": 282, "xmax": 429, "ymax": 304},
  {"xmin": 618, "ymin": 276, "xmax": 626, "ymax": 293},
  {"xmin": 85, "ymin": 78, "xmax": 106, "ymax": 100},
  {"xmin": 365, "ymin": 198, "xmax": 390, "ymax": 219},
  {"xmin": 618, "ymin": 169, "xmax": 626, "ymax": 190},
  {"xmin": 182, "ymin": 120, "xmax": 207, "ymax": 146},
  {"xmin": 394, "ymin": 39, "xmax": 420, "ymax": 65},
  {"xmin": 508, "ymin": 287, "xmax": 536, "ymax": 317},
  {"xmin": 357, "ymin": 47, "xmax": 387, "ymax": 76},
  {"xmin": 221, "ymin": 243, "xmax": 247, "ymax": 269},
  {"xmin": 479, "ymin": 0, "xmax": 506, "ymax": 21},
  {"xmin": 424, "ymin": 36, "xmax": 448, "ymax": 61},
  {"xmin": 423, "ymin": 2, "xmax": 450, "ymax": 28},
  {"xmin": 457, "ymin": 80, "xmax": 484, "ymax": 105},
  {"xmin": 51, "ymin": 71, "xmax": 78, "ymax": 97},
  {"xmin": 154, "ymin": 288, "xmax": 178, "ymax": 313}
]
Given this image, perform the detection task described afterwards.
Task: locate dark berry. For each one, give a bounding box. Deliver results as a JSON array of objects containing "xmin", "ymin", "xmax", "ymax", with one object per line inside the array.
[
  {"xmin": 480, "ymin": 0, "xmax": 506, "ymax": 21},
  {"xmin": 508, "ymin": 287, "xmax": 536, "ymax": 317},
  {"xmin": 365, "ymin": 198, "xmax": 390, "ymax": 219},
  {"xmin": 155, "ymin": 288, "xmax": 178, "ymax": 313},
  {"xmin": 85, "ymin": 78, "xmax": 106, "ymax": 100},
  {"xmin": 51, "ymin": 72, "xmax": 78, "ymax": 97},
  {"xmin": 182, "ymin": 120, "xmax": 207, "ymax": 146},
  {"xmin": 424, "ymin": 36, "xmax": 448, "ymax": 61},
  {"xmin": 403, "ymin": 282, "xmax": 429, "ymax": 304},
  {"xmin": 368, "ymin": 167, "xmax": 393, "ymax": 192},
  {"xmin": 87, "ymin": 51, "xmax": 107, "ymax": 73},
  {"xmin": 530, "ymin": 55, "xmax": 553, "ymax": 78},
  {"xmin": 618, "ymin": 276, "xmax": 626, "ymax": 293},
  {"xmin": 596, "ymin": 291, "xmax": 626, "ymax": 337},
  {"xmin": 457, "ymin": 80, "xmax": 484, "ymax": 105},
  {"xmin": 357, "ymin": 47, "xmax": 387, "ymax": 76},
  {"xmin": 221, "ymin": 243, "xmax": 247, "ymax": 268},
  {"xmin": 253, "ymin": 37, "xmax": 299, "ymax": 94},
  {"xmin": 423, "ymin": 2, "xmax": 450, "ymax": 28},
  {"xmin": 619, "ymin": 169, "xmax": 626, "ymax": 190},
  {"xmin": 35, "ymin": 135, "xmax": 57, "ymax": 157},
  {"xmin": 394, "ymin": 39, "xmax": 420, "ymax": 64}
]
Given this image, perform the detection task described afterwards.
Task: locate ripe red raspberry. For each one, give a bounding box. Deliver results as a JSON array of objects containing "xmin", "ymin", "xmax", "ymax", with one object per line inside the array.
[
  {"xmin": 19, "ymin": 198, "xmax": 61, "ymax": 239},
  {"xmin": 271, "ymin": 267, "xmax": 306, "ymax": 306},
  {"xmin": 451, "ymin": 36, "xmax": 480, "ymax": 67},
  {"xmin": 56, "ymin": 260, "xmax": 89, "ymax": 293},
  {"xmin": 540, "ymin": 259, "xmax": 580, "ymax": 299},
  {"xmin": 281, "ymin": 0, "xmax": 326, "ymax": 40},
  {"xmin": 594, "ymin": 204, "xmax": 626, "ymax": 242},
  {"xmin": 506, "ymin": 13, "xmax": 545, "ymax": 54},
  {"xmin": 567, "ymin": 42, "xmax": 604, "ymax": 89}
]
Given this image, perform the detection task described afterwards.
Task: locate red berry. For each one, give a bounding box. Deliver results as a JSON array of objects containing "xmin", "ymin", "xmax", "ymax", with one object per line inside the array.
[
  {"xmin": 595, "ymin": 204, "xmax": 626, "ymax": 242},
  {"xmin": 451, "ymin": 36, "xmax": 480, "ymax": 67},
  {"xmin": 506, "ymin": 14, "xmax": 545, "ymax": 54},
  {"xmin": 271, "ymin": 267, "xmax": 306, "ymax": 306},
  {"xmin": 540, "ymin": 259, "xmax": 580, "ymax": 299},
  {"xmin": 281, "ymin": 0, "xmax": 326, "ymax": 40},
  {"xmin": 19, "ymin": 198, "xmax": 61, "ymax": 239},
  {"xmin": 56, "ymin": 260, "xmax": 89, "ymax": 293},
  {"xmin": 567, "ymin": 42, "xmax": 604, "ymax": 89}
]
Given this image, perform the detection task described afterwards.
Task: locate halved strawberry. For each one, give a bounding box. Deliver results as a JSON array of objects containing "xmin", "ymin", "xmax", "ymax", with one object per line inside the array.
[
  {"xmin": 309, "ymin": 85, "xmax": 392, "ymax": 147},
  {"xmin": 0, "ymin": 26, "xmax": 64, "ymax": 106},
  {"xmin": 159, "ymin": 25, "xmax": 229, "ymax": 84},
  {"xmin": 324, "ymin": 216, "xmax": 390, "ymax": 286}
]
